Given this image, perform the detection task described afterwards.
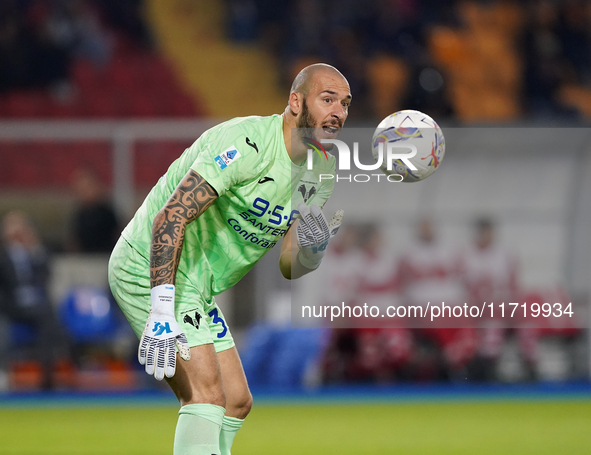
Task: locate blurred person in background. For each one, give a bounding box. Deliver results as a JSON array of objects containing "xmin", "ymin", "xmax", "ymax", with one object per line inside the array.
[
  {"xmin": 397, "ymin": 218, "xmax": 468, "ymax": 381},
  {"xmin": 522, "ymin": 0, "xmax": 578, "ymax": 117},
  {"xmin": 558, "ymin": 0, "xmax": 591, "ymax": 83},
  {"xmin": 0, "ymin": 0, "xmax": 71, "ymax": 95},
  {"xmin": 44, "ymin": 0, "xmax": 112, "ymax": 68},
  {"xmin": 319, "ymin": 225, "xmax": 366, "ymax": 383},
  {"xmin": 350, "ymin": 224, "xmax": 413, "ymax": 383},
  {"xmin": 0, "ymin": 3, "xmax": 31, "ymax": 93},
  {"xmin": 70, "ymin": 168, "xmax": 120, "ymax": 253},
  {"xmin": 101, "ymin": 0, "xmax": 154, "ymax": 48},
  {"xmin": 397, "ymin": 218, "xmax": 464, "ymax": 308},
  {"xmin": 461, "ymin": 217, "xmax": 519, "ymax": 381},
  {"xmin": 0, "ymin": 211, "xmax": 65, "ymax": 390},
  {"xmin": 0, "ymin": 0, "xmax": 111, "ymax": 97},
  {"xmin": 305, "ymin": 224, "xmax": 362, "ymax": 320}
]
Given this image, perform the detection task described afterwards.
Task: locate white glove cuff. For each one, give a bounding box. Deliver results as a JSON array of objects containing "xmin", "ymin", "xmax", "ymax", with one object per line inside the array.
[
  {"xmin": 150, "ymin": 284, "xmax": 175, "ymax": 315},
  {"xmin": 297, "ymin": 251, "xmax": 322, "ymax": 270}
]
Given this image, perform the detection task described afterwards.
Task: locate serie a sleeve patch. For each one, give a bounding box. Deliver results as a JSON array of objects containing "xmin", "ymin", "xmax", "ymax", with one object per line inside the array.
[{"xmin": 214, "ymin": 146, "xmax": 241, "ymax": 170}]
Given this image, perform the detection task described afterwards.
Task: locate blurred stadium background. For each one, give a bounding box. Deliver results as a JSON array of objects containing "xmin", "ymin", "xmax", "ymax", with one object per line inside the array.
[{"xmin": 1, "ymin": 0, "xmax": 591, "ymax": 453}]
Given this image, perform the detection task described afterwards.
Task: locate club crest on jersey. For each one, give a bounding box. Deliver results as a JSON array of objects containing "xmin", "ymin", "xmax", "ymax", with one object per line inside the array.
[
  {"xmin": 214, "ymin": 146, "xmax": 241, "ymax": 170},
  {"xmin": 298, "ymin": 183, "xmax": 317, "ymax": 203}
]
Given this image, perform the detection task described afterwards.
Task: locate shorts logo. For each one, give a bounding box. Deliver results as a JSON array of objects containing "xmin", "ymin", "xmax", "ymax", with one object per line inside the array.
[
  {"xmin": 214, "ymin": 146, "xmax": 241, "ymax": 170},
  {"xmin": 183, "ymin": 311, "xmax": 202, "ymax": 330}
]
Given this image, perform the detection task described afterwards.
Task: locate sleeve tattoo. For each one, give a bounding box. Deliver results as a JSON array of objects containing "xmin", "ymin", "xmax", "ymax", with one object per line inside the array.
[{"xmin": 150, "ymin": 169, "xmax": 218, "ymax": 287}]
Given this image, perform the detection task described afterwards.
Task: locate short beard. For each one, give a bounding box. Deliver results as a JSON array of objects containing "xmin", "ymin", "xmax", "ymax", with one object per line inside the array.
[{"xmin": 296, "ymin": 97, "xmax": 318, "ymax": 142}]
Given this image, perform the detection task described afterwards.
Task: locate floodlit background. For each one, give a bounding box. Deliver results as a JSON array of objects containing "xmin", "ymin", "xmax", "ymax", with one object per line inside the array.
[{"xmin": 0, "ymin": 0, "xmax": 590, "ymax": 454}]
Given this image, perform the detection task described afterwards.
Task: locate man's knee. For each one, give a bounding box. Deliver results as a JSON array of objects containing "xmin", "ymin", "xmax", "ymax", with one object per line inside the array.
[
  {"xmin": 166, "ymin": 365, "xmax": 227, "ymax": 408},
  {"xmin": 229, "ymin": 390, "xmax": 253, "ymax": 419},
  {"xmin": 242, "ymin": 392, "xmax": 253, "ymax": 417},
  {"xmin": 167, "ymin": 344, "xmax": 227, "ymax": 408},
  {"xmin": 179, "ymin": 385, "xmax": 226, "ymax": 408}
]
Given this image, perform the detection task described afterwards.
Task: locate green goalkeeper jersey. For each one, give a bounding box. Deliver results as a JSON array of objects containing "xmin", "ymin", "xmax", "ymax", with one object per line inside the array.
[{"xmin": 122, "ymin": 114, "xmax": 335, "ymax": 302}]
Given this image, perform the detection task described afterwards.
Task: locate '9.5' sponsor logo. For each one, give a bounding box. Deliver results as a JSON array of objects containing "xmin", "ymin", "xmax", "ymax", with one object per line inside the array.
[{"xmin": 248, "ymin": 197, "xmax": 299, "ymax": 227}]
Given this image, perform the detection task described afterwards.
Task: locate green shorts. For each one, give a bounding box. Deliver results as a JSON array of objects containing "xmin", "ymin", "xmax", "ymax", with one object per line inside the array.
[{"xmin": 108, "ymin": 236, "xmax": 234, "ymax": 353}]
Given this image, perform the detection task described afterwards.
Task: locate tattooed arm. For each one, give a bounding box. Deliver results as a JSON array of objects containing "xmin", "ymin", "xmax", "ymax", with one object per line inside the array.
[{"xmin": 150, "ymin": 169, "xmax": 218, "ymax": 288}]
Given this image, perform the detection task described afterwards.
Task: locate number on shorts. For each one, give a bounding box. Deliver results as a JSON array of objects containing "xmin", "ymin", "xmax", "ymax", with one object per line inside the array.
[{"xmin": 208, "ymin": 308, "xmax": 228, "ymax": 338}]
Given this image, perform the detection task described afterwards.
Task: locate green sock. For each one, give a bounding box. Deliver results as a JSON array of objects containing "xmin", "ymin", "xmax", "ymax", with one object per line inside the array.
[
  {"xmin": 219, "ymin": 416, "xmax": 244, "ymax": 455},
  {"xmin": 174, "ymin": 404, "xmax": 225, "ymax": 455}
]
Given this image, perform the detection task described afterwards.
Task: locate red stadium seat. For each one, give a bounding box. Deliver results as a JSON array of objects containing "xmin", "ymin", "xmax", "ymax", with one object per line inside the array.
[
  {"xmin": 72, "ymin": 60, "xmax": 102, "ymax": 89},
  {"xmin": 170, "ymin": 93, "xmax": 197, "ymax": 116},
  {"xmin": 2, "ymin": 51, "xmax": 201, "ymax": 119},
  {"xmin": 80, "ymin": 90, "xmax": 121, "ymax": 117},
  {"xmin": 0, "ymin": 140, "xmax": 113, "ymax": 188},
  {"xmin": 134, "ymin": 140, "xmax": 190, "ymax": 187},
  {"xmin": 107, "ymin": 60, "xmax": 136, "ymax": 90},
  {"xmin": 8, "ymin": 143, "xmax": 44, "ymax": 187},
  {"xmin": 0, "ymin": 97, "xmax": 8, "ymax": 118},
  {"xmin": 0, "ymin": 143, "xmax": 20, "ymax": 187},
  {"xmin": 127, "ymin": 93, "xmax": 159, "ymax": 118},
  {"xmin": 47, "ymin": 99, "xmax": 81, "ymax": 118},
  {"xmin": 5, "ymin": 92, "xmax": 48, "ymax": 118}
]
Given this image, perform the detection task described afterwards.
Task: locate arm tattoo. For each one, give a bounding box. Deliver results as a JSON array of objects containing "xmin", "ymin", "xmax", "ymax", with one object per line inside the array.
[{"xmin": 150, "ymin": 169, "xmax": 217, "ymax": 287}]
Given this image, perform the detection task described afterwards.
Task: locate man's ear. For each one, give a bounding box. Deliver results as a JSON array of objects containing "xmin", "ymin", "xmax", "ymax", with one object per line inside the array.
[{"xmin": 288, "ymin": 92, "xmax": 302, "ymax": 116}]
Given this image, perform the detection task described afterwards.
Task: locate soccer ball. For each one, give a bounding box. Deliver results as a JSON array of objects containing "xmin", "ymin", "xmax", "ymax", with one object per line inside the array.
[{"xmin": 372, "ymin": 110, "xmax": 445, "ymax": 182}]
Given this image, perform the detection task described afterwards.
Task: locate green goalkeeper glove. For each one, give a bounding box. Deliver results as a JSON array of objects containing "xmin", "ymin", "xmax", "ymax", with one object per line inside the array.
[{"xmin": 296, "ymin": 203, "xmax": 344, "ymax": 270}]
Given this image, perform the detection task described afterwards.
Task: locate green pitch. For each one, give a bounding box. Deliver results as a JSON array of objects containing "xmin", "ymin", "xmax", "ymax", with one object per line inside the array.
[{"xmin": 0, "ymin": 400, "xmax": 590, "ymax": 454}]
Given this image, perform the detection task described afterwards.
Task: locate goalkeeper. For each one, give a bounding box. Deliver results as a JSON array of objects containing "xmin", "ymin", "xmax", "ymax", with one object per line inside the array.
[{"xmin": 108, "ymin": 63, "xmax": 351, "ymax": 455}]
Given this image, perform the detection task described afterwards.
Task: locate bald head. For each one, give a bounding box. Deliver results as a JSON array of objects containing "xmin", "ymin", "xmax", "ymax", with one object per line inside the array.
[
  {"xmin": 2, "ymin": 210, "xmax": 37, "ymax": 246},
  {"xmin": 284, "ymin": 63, "xmax": 351, "ymax": 160},
  {"xmin": 290, "ymin": 63, "xmax": 349, "ymax": 96}
]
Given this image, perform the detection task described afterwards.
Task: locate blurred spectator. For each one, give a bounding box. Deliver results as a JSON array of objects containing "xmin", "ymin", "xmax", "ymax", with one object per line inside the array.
[
  {"xmin": 226, "ymin": 0, "xmax": 456, "ymax": 119},
  {"xmin": 0, "ymin": 3, "xmax": 32, "ymax": 92},
  {"xmin": 45, "ymin": 0, "xmax": 112, "ymax": 67},
  {"xmin": 397, "ymin": 218, "xmax": 464, "ymax": 307},
  {"xmin": 460, "ymin": 217, "xmax": 519, "ymax": 380},
  {"xmin": 558, "ymin": 0, "xmax": 591, "ymax": 83},
  {"xmin": 401, "ymin": 64, "xmax": 454, "ymax": 120},
  {"xmin": 462, "ymin": 218, "xmax": 518, "ymax": 316},
  {"xmin": 100, "ymin": 0, "xmax": 153, "ymax": 48},
  {"xmin": 0, "ymin": 0, "xmax": 111, "ymax": 98},
  {"xmin": 521, "ymin": 0, "xmax": 577, "ymax": 117},
  {"xmin": 397, "ymin": 218, "xmax": 468, "ymax": 381},
  {"xmin": 0, "ymin": 211, "xmax": 66, "ymax": 389},
  {"xmin": 319, "ymin": 225, "xmax": 364, "ymax": 383},
  {"xmin": 70, "ymin": 168, "xmax": 120, "ymax": 253},
  {"xmin": 224, "ymin": 0, "xmax": 591, "ymax": 121},
  {"xmin": 1, "ymin": 0, "xmax": 71, "ymax": 94},
  {"xmin": 227, "ymin": 0, "xmax": 259, "ymax": 42},
  {"xmin": 353, "ymin": 225, "xmax": 416, "ymax": 382},
  {"xmin": 356, "ymin": 224, "xmax": 398, "ymax": 308},
  {"xmin": 319, "ymin": 224, "xmax": 414, "ymax": 383}
]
